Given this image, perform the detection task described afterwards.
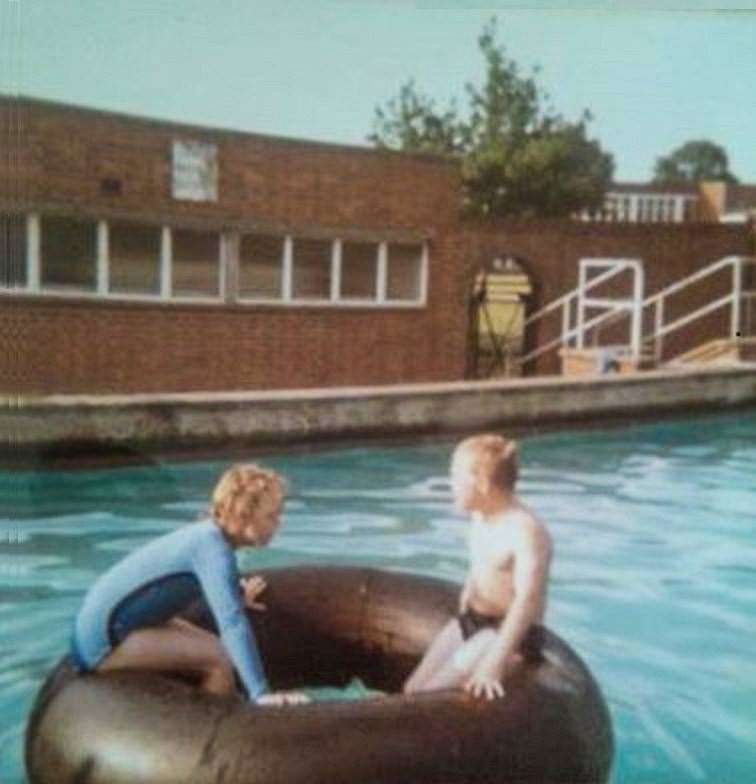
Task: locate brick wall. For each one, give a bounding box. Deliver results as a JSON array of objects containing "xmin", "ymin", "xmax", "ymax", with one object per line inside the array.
[
  {"xmin": 2, "ymin": 98, "xmax": 752, "ymax": 394},
  {"xmin": 2, "ymin": 97, "xmax": 469, "ymax": 395},
  {"xmin": 1, "ymin": 97, "xmax": 458, "ymax": 231},
  {"xmin": 459, "ymin": 220, "xmax": 753, "ymax": 374}
]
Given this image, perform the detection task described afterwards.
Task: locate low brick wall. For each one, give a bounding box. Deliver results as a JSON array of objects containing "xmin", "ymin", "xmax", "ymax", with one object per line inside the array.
[{"xmin": 4, "ymin": 366, "xmax": 755, "ymax": 464}]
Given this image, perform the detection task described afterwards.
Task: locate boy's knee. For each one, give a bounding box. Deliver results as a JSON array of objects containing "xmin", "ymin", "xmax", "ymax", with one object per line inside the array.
[
  {"xmin": 205, "ymin": 655, "xmax": 236, "ymax": 688},
  {"xmin": 205, "ymin": 642, "xmax": 233, "ymax": 673}
]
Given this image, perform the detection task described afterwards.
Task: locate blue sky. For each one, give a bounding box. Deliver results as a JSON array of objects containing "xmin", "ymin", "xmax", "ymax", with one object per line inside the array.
[{"xmin": 2, "ymin": 1, "xmax": 755, "ymax": 182}]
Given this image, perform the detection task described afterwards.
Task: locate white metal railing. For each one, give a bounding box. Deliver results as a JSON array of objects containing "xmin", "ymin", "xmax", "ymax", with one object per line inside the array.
[
  {"xmin": 643, "ymin": 255, "xmax": 755, "ymax": 362},
  {"xmin": 517, "ymin": 254, "xmax": 755, "ymax": 372},
  {"xmin": 518, "ymin": 258, "xmax": 643, "ymax": 368}
]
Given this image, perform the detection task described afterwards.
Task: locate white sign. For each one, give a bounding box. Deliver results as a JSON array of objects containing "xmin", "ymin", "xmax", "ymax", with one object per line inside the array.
[{"xmin": 172, "ymin": 139, "xmax": 218, "ymax": 202}]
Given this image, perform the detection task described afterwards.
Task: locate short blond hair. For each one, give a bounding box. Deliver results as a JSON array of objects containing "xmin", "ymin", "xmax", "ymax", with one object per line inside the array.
[
  {"xmin": 211, "ymin": 463, "xmax": 285, "ymax": 538},
  {"xmin": 455, "ymin": 434, "xmax": 518, "ymax": 491}
]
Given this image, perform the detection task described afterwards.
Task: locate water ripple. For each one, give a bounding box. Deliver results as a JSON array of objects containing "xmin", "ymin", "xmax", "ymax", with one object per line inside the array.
[{"xmin": 1, "ymin": 410, "xmax": 755, "ymax": 784}]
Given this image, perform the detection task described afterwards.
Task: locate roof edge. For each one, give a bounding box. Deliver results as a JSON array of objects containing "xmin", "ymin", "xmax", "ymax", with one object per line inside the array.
[{"xmin": 0, "ymin": 93, "xmax": 458, "ymax": 168}]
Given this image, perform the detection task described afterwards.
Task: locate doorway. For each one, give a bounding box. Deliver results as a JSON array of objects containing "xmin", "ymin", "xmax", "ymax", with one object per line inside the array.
[{"xmin": 466, "ymin": 255, "xmax": 533, "ymax": 379}]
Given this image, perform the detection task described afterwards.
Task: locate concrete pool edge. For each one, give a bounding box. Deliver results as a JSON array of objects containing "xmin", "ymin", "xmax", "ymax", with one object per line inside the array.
[{"xmin": 3, "ymin": 364, "xmax": 756, "ymax": 464}]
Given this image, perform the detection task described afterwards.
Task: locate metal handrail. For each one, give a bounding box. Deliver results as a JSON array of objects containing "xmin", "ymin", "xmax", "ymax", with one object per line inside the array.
[
  {"xmin": 519, "ymin": 259, "xmax": 641, "ymax": 367},
  {"xmin": 519, "ymin": 303, "xmax": 627, "ymax": 365},
  {"xmin": 642, "ymin": 256, "xmax": 737, "ymax": 307},
  {"xmin": 643, "ymin": 255, "xmax": 755, "ymax": 361},
  {"xmin": 517, "ymin": 254, "xmax": 755, "ymax": 372},
  {"xmin": 522, "ymin": 263, "xmax": 628, "ymax": 327}
]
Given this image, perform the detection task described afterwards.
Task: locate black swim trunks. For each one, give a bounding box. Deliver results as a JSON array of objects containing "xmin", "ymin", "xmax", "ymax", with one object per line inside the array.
[
  {"xmin": 458, "ymin": 609, "xmax": 545, "ymax": 661},
  {"xmin": 458, "ymin": 608, "xmax": 503, "ymax": 640}
]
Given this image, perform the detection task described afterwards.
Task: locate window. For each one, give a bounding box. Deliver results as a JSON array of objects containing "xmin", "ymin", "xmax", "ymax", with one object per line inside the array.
[
  {"xmin": 239, "ymin": 233, "xmax": 284, "ymax": 299},
  {"xmin": 172, "ymin": 228, "xmax": 220, "ymax": 298},
  {"xmin": 1, "ymin": 213, "xmax": 26, "ymax": 289},
  {"xmin": 40, "ymin": 215, "xmax": 97, "ymax": 291},
  {"xmin": 109, "ymin": 222, "xmax": 161, "ymax": 295},
  {"xmin": 386, "ymin": 243, "xmax": 423, "ymax": 301},
  {"xmin": 292, "ymin": 238, "xmax": 331, "ymax": 300},
  {"xmin": 341, "ymin": 241, "xmax": 378, "ymax": 300}
]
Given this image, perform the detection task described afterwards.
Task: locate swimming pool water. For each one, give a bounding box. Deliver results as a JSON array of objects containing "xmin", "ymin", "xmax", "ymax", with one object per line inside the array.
[{"xmin": 2, "ymin": 411, "xmax": 755, "ymax": 783}]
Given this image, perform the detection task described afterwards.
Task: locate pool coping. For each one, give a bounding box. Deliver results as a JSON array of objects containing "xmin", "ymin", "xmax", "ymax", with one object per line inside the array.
[{"xmin": 4, "ymin": 364, "xmax": 756, "ymax": 466}]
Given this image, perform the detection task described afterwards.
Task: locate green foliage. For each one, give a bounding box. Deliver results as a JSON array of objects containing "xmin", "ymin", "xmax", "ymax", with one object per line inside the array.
[
  {"xmin": 653, "ymin": 140, "xmax": 738, "ymax": 184},
  {"xmin": 369, "ymin": 19, "xmax": 614, "ymax": 219},
  {"xmin": 369, "ymin": 80, "xmax": 463, "ymax": 155}
]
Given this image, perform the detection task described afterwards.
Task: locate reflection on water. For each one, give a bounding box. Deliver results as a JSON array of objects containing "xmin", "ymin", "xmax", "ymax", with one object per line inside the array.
[{"xmin": 2, "ymin": 411, "xmax": 755, "ymax": 783}]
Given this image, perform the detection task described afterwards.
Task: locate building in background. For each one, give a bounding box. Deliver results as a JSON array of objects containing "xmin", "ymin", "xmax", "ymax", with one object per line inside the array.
[
  {"xmin": 1, "ymin": 96, "xmax": 752, "ymax": 393},
  {"xmin": 578, "ymin": 181, "xmax": 756, "ymax": 224},
  {"xmin": 577, "ymin": 182, "xmax": 700, "ymax": 224},
  {"xmin": 699, "ymin": 182, "xmax": 756, "ymax": 223}
]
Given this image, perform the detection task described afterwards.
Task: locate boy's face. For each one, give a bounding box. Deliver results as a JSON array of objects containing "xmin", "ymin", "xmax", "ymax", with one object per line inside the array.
[
  {"xmin": 450, "ymin": 447, "xmax": 483, "ymax": 514},
  {"xmin": 238, "ymin": 492, "xmax": 283, "ymax": 547}
]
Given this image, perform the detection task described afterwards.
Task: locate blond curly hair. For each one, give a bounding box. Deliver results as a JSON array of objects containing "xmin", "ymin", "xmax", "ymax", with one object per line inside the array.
[{"xmin": 211, "ymin": 463, "xmax": 286, "ymax": 539}]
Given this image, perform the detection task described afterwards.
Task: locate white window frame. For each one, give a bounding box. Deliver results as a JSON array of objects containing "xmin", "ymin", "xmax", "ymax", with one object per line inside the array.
[
  {"xmin": 288, "ymin": 236, "xmax": 333, "ymax": 305},
  {"xmin": 169, "ymin": 226, "xmax": 224, "ymax": 303},
  {"xmin": 0, "ymin": 212, "xmax": 36, "ymax": 292},
  {"xmin": 382, "ymin": 241, "xmax": 428, "ymax": 306},
  {"xmin": 1, "ymin": 214, "xmax": 225, "ymax": 305},
  {"xmin": 336, "ymin": 239, "xmax": 380, "ymax": 305},
  {"xmin": 35, "ymin": 213, "xmax": 100, "ymax": 295},
  {"xmin": 2, "ymin": 214, "xmax": 428, "ymax": 309},
  {"xmin": 236, "ymin": 235, "xmax": 428, "ymax": 309},
  {"xmin": 234, "ymin": 232, "xmax": 287, "ymax": 305}
]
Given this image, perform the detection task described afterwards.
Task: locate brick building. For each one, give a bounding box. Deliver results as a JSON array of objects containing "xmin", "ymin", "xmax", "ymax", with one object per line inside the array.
[{"xmin": 1, "ymin": 97, "xmax": 752, "ymax": 394}]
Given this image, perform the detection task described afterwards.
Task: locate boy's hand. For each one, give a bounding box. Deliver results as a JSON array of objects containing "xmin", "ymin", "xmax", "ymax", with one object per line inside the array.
[
  {"xmin": 464, "ymin": 674, "xmax": 505, "ymax": 700},
  {"xmin": 240, "ymin": 575, "xmax": 267, "ymax": 610},
  {"xmin": 465, "ymin": 660, "xmax": 506, "ymax": 700},
  {"xmin": 256, "ymin": 690, "xmax": 311, "ymax": 707}
]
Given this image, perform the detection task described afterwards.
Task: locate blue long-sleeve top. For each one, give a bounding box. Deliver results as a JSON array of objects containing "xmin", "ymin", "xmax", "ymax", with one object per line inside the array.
[{"xmin": 71, "ymin": 520, "xmax": 269, "ymax": 701}]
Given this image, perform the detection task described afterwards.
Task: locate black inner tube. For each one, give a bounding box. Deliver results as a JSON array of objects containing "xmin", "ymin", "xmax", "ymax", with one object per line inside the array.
[{"xmin": 26, "ymin": 566, "xmax": 615, "ymax": 784}]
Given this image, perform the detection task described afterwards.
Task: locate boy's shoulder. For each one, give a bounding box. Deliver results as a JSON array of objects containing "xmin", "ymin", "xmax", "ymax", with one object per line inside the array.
[
  {"xmin": 499, "ymin": 503, "xmax": 551, "ymax": 550},
  {"xmin": 157, "ymin": 519, "xmax": 226, "ymax": 551}
]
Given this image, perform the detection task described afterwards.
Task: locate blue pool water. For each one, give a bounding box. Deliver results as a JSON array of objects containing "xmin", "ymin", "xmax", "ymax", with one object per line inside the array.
[{"xmin": 1, "ymin": 411, "xmax": 755, "ymax": 783}]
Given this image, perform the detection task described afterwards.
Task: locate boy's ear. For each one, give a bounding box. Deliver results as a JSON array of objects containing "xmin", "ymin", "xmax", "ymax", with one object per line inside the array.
[{"xmin": 474, "ymin": 470, "xmax": 490, "ymax": 495}]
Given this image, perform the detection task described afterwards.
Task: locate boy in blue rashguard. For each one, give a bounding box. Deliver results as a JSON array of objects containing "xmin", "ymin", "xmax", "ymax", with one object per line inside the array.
[{"xmin": 69, "ymin": 463, "xmax": 309, "ymax": 707}]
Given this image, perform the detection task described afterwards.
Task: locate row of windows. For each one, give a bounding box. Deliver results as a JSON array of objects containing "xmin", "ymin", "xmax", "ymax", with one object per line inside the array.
[{"xmin": 0, "ymin": 214, "xmax": 427, "ymax": 306}]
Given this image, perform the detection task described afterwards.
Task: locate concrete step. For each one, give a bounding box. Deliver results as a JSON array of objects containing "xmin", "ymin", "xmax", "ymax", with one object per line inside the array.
[{"xmin": 668, "ymin": 337, "xmax": 756, "ymax": 366}]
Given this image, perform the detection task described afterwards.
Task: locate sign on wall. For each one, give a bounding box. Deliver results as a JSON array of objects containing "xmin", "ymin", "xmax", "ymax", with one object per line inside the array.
[{"xmin": 172, "ymin": 139, "xmax": 218, "ymax": 202}]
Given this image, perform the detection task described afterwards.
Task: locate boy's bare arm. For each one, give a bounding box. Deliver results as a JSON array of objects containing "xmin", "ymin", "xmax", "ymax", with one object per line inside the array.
[
  {"xmin": 466, "ymin": 521, "xmax": 551, "ymax": 697},
  {"xmin": 459, "ymin": 574, "xmax": 473, "ymax": 612}
]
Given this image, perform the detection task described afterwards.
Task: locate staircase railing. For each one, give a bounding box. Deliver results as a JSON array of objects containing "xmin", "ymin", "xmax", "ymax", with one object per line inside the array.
[
  {"xmin": 518, "ymin": 258, "xmax": 643, "ymax": 370},
  {"xmin": 517, "ymin": 255, "xmax": 755, "ymax": 373},
  {"xmin": 642, "ymin": 255, "xmax": 755, "ymax": 362}
]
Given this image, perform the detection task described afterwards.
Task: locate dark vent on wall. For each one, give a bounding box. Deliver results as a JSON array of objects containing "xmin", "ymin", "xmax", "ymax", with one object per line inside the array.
[{"xmin": 100, "ymin": 178, "xmax": 123, "ymax": 196}]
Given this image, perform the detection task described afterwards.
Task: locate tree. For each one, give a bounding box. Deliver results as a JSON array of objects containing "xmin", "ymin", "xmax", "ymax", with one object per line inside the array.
[
  {"xmin": 653, "ymin": 140, "xmax": 738, "ymax": 184},
  {"xmin": 368, "ymin": 19, "xmax": 614, "ymax": 219},
  {"xmin": 369, "ymin": 80, "xmax": 464, "ymax": 156}
]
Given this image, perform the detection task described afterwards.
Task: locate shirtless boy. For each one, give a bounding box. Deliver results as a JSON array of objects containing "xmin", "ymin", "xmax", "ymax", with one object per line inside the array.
[{"xmin": 404, "ymin": 434, "xmax": 552, "ymax": 700}]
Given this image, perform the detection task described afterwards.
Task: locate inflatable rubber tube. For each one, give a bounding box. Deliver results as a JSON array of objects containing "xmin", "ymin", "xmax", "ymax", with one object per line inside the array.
[{"xmin": 25, "ymin": 566, "xmax": 614, "ymax": 784}]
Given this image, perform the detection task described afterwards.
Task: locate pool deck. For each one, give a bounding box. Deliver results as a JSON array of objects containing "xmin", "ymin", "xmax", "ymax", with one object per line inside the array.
[{"xmin": 3, "ymin": 364, "xmax": 756, "ymax": 464}]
